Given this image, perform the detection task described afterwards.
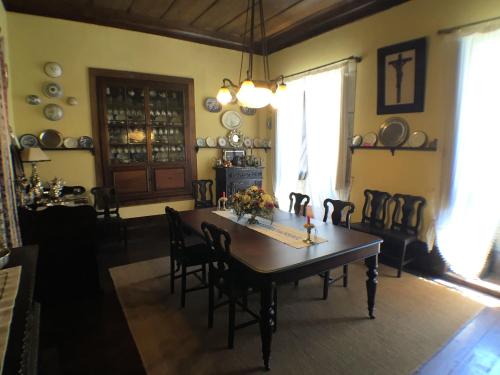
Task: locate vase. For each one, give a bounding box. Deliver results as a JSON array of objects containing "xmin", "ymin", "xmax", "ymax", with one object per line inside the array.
[{"xmin": 247, "ymin": 214, "xmax": 259, "ymax": 225}]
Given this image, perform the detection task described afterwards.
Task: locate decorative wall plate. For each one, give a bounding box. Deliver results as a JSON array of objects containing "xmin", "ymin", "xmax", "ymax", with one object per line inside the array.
[
  {"xmin": 408, "ymin": 131, "xmax": 427, "ymax": 148},
  {"xmin": 67, "ymin": 96, "xmax": 78, "ymax": 106},
  {"xmin": 352, "ymin": 135, "xmax": 363, "ymax": 146},
  {"xmin": 39, "ymin": 129, "xmax": 63, "ymax": 148},
  {"xmin": 19, "ymin": 134, "xmax": 38, "ymax": 148},
  {"xmin": 206, "ymin": 136, "xmax": 217, "ymax": 147},
  {"xmin": 221, "ymin": 110, "xmax": 242, "ymax": 130},
  {"xmin": 243, "ymin": 136, "xmax": 253, "ymax": 148},
  {"xmin": 217, "ymin": 136, "xmax": 227, "ymax": 148},
  {"xmin": 196, "ymin": 137, "xmax": 206, "ymax": 147},
  {"xmin": 204, "ymin": 97, "xmax": 222, "ymax": 113},
  {"xmin": 240, "ymin": 106, "xmax": 256, "ymax": 116},
  {"xmin": 78, "ymin": 136, "xmax": 94, "ymax": 149},
  {"xmin": 362, "ymin": 132, "xmax": 378, "ymax": 147},
  {"xmin": 44, "ymin": 62, "xmax": 63, "ymax": 78},
  {"xmin": 228, "ymin": 129, "xmax": 243, "ymax": 148},
  {"xmin": 43, "ymin": 82, "xmax": 63, "ymax": 98},
  {"xmin": 253, "ymin": 138, "xmax": 262, "ymax": 147},
  {"xmin": 63, "ymin": 137, "xmax": 78, "ymax": 148},
  {"xmin": 43, "ymin": 104, "xmax": 64, "ymax": 121},
  {"xmin": 379, "ymin": 117, "xmax": 409, "ymax": 147},
  {"xmin": 26, "ymin": 95, "xmax": 41, "ymax": 105}
]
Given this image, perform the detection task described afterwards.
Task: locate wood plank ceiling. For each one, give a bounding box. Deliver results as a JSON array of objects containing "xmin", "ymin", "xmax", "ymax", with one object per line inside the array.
[{"xmin": 3, "ymin": 0, "xmax": 409, "ymax": 53}]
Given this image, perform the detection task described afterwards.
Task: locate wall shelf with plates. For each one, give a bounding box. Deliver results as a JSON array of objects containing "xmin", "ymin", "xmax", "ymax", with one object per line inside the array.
[
  {"xmin": 194, "ymin": 145, "xmax": 271, "ymax": 153},
  {"xmin": 350, "ymin": 143, "xmax": 437, "ymax": 156},
  {"xmin": 41, "ymin": 147, "xmax": 95, "ymax": 154}
]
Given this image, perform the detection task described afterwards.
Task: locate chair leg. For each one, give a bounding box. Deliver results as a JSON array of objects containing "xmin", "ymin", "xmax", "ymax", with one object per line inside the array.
[
  {"xmin": 208, "ymin": 269, "xmax": 214, "ymax": 328},
  {"xmin": 323, "ymin": 270, "xmax": 330, "ymax": 300},
  {"xmin": 343, "ymin": 265, "xmax": 348, "ymax": 288},
  {"xmin": 122, "ymin": 223, "xmax": 128, "ymax": 251},
  {"xmin": 202, "ymin": 263, "xmax": 207, "ymax": 285},
  {"xmin": 398, "ymin": 245, "xmax": 407, "ymax": 278},
  {"xmin": 273, "ymin": 285, "xmax": 278, "ymax": 333},
  {"xmin": 228, "ymin": 293, "xmax": 236, "ymax": 349},
  {"xmin": 181, "ymin": 264, "xmax": 187, "ymax": 308},
  {"xmin": 170, "ymin": 255, "xmax": 175, "ymax": 294},
  {"xmin": 294, "ymin": 280, "xmax": 299, "ymax": 287},
  {"xmin": 242, "ymin": 291, "xmax": 248, "ymax": 310}
]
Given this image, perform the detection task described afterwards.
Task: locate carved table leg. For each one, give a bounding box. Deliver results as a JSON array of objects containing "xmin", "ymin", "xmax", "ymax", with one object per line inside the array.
[
  {"xmin": 365, "ymin": 255, "xmax": 378, "ymax": 319},
  {"xmin": 260, "ymin": 281, "xmax": 274, "ymax": 371}
]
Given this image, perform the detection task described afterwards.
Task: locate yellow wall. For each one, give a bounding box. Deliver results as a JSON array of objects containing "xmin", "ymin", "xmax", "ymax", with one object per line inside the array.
[
  {"xmin": 7, "ymin": 13, "xmax": 268, "ymax": 217},
  {"xmin": 267, "ymin": 0, "xmax": 500, "ymax": 238}
]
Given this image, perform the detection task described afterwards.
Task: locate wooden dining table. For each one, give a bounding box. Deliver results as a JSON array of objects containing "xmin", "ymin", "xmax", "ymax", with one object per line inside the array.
[{"xmin": 180, "ymin": 208, "xmax": 383, "ymax": 371}]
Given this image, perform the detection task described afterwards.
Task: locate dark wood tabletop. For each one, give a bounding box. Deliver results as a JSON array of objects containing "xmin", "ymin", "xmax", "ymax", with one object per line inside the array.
[
  {"xmin": 180, "ymin": 208, "xmax": 383, "ymax": 371},
  {"xmin": 180, "ymin": 208, "xmax": 382, "ymax": 274}
]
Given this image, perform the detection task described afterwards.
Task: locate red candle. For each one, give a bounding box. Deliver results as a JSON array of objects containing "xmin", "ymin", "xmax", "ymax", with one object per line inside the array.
[{"xmin": 307, "ymin": 216, "xmax": 310, "ymax": 225}]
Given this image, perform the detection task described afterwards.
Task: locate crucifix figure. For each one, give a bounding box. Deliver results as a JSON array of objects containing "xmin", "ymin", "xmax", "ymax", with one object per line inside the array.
[{"xmin": 388, "ymin": 53, "xmax": 413, "ymax": 103}]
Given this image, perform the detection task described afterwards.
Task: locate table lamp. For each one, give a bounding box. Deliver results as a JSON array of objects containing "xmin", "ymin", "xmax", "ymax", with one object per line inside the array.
[{"xmin": 20, "ymin": 147, "xmax": 50, "ymax": 202}]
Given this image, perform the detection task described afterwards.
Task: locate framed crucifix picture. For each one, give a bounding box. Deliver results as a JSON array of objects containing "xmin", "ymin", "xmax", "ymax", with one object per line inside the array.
[{"xmin": 377, "ymin": 37, "xmax": 427, "ymax": 114}]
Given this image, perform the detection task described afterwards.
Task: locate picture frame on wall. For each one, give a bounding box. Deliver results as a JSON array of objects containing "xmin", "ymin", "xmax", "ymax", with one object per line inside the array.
[{"xmin": 377, "ymin": 37, "xmax": 427, "ymax": 114}]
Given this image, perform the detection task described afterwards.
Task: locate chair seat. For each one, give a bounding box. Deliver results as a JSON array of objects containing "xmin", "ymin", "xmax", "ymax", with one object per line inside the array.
[
  {"xmin": 214, "ymin": 269, "xmax": 252, "ymax": 297},
  {"xmin": 177, "ymin": 243, "xmax": 211, "ymax": 266},
  {"xmin": 351, "ymin": 222, "xmax": 386, "ymax": 236},
  {"xmin": 351, "ymin": 222, "xmax": 416, "ymax": 245}
]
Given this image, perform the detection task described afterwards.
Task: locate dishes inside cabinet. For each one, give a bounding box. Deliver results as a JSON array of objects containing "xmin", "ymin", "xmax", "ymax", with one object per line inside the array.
[
  {"xmin": 408, "ymin": 131, "xmax": 427, "ymax": 148},
  {"xmin": 362, "ymin": 132, "xmax": 377, "ymax": 147},
  {"xmin": 379, "ymin": 117, "xmax": 409, "ymax": 147},
  {"xmin": 39, "ymin": 129, "xmax": 63, "ymax": 148},
  {"xmin": 19, "ymin": 134, "xmax": 39, "ymax": 148},
  {"xmin": 352, "ymin": 135, "xmax": 363, "ymax": 146}
]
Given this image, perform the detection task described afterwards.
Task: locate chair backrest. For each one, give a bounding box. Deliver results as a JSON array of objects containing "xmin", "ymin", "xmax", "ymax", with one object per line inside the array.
[
  {"xmin": 165, "ymin": 206, "xmax": 186, "ymax": 257},
  {"xmin": 61, "ymin": 185, "xmax": 86, "ymax": 196},
  {"xmin": 289, "ymin": 192, "xmax": 310, "ymax": 216},
  {"xmin": 201, "ymin": 221, "xmax": 232, "ymax": 280},
  {"xmin": 34, "ymin": 205, "xmax": 99, "ymax": 302},
  {"xmin": 323, "ymin": 199, "xmax": 355, "ymax": 228},
  {"xmin": 389, "ymin": 194, "xmax": 426, "ymax": 235},
  {"xmin": 360, "ymin": 189, "xmax": 392, "ymax": 228},
  {"xmin": 192, "ymin": 179, "xmax": 214, "ymax": 208},
  {"xmin": 90, "ymin": 187, "xmax": 120, "ymax": 217}
]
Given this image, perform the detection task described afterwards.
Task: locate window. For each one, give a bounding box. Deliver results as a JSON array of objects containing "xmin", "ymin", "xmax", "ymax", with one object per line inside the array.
[{"xmin": 274, "ymin": 62, "xmax": 356, "ymax": 216}]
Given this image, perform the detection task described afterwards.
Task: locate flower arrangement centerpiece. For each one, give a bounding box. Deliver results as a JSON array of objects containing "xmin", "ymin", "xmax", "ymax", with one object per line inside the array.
[{"xmin": 231, "ymin": 185, "xmax": 277, "ymax": 224}]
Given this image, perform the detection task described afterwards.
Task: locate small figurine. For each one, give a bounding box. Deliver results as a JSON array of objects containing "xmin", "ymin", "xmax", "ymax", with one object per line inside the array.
[
  {"xmin": 217, "ymin": 192, "xmax": 228, "ymax": 211},
  {"xmin": 49, "ymin": 177, "xmax": 65, "ymax": 203}
]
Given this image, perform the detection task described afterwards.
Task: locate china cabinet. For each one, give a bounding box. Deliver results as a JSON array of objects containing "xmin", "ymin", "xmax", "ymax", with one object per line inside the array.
[{"xmin": 90, "ymin": 69, "xmax": 197, "ymax": 204}]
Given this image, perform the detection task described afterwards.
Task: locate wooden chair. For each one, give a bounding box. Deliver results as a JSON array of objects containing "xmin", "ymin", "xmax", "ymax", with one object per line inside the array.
[
  {"xmin": 320, "ymin": 199, "xmax": 355, "ymax": 299},
  {"xmin": 350, "ymin": 189, "xmax": 392, "ymax": 234},
  {"xmin": 90, "ymin": 187, "xmax": 128, "ymax": 250},
  {"xmin": 202, "ymin": 221, "xmax": 278, "ymax": 349},
  {"xmin": 34, "ymin": 205, "xmax": 99, "ymax": 303},
  {"xmin": 384, "ymin": 194, "xmax": 426, "ymax": 277},
  {"xmin": 192, "ymin": 179, "xmax": 214, "ymax": 208},
  {"xmin": 288, "ymin": 192, "xmax": 310, "ymax": 216},
  {"xmin": 165, "ymin": 206, "xmax": 210, "ymax": 307}
]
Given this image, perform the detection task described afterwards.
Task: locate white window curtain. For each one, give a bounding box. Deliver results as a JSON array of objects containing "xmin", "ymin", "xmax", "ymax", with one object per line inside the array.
[
  {"xmin": 436, "ymin": 28, "xmax": 500, "ymax": 279},
  {"xmin": 274, "ymin": 62, "xmax": 355, "ymax": 217}
]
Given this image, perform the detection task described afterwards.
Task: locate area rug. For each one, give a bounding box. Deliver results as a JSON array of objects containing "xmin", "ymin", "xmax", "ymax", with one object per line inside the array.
[{"xmin": 110, "ymin": 258, "xmax": 484, "ymax": 375}]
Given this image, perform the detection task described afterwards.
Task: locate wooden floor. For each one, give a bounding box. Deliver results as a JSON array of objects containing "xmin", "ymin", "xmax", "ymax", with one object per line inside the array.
[
  {"xmin": 37, "ymin": 216, "xmax": 500, "ymax": 374},
  {"xmin": 416, "ymin": 307, "xmax": 500, "ymax": 375}
]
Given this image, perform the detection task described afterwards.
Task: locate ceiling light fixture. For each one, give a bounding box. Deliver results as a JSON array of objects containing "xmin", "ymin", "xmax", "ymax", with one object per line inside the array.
[{"xmin": 216, "ymin": 0, "xmax": 286, "ymax": 109}]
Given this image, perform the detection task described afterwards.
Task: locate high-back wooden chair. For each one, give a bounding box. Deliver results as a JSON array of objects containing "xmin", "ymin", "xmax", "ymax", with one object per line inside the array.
[
  {"xmin": 320, "ymin": 199, "xmax": 356, "ymax": 299},
  {"xmin": 165, "ymin": 206, "xmax": 209, "ymax": 307},
  {"xmin": 288, "ymin": 192, "xmax": 310, "ymax": 216},
  {"xmin": 90, "ymin": 187, "xmax": 127, "ymax": 250},
  {"xmin": 201, "ymin": 221, "xmax": 277, "ymax": 348},
  {"xmin": 192, "ymin": 179, "xmax": 214, "ymax": 208}
]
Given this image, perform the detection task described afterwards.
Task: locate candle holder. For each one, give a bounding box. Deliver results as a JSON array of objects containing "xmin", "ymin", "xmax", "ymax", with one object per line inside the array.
[{"xmin": 303, "ymin": 222, "xmax": 316, "ymax": 245}]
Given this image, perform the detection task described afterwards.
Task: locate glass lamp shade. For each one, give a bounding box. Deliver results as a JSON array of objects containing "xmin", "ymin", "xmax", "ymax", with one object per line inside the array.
[
  {"xmin": 216, "ymin": 86, "xmax": 232, "ymax": 105},
  {"xmin": 237, "ymin": 80, "xmax": 273, "ymax": 109},
  {"xmin": 270, "ymin": 83, "xmax": 287, "ymax": 109}
]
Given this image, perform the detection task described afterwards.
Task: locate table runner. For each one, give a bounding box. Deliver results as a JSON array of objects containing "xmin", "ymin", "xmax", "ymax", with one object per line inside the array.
[
  {"xmin": 0, "ymin": 265, "xmax": 22, "ymax": 374},
  {"xmin": 213, "ymin": 210, "xmax": 327, "ymax": 249}
]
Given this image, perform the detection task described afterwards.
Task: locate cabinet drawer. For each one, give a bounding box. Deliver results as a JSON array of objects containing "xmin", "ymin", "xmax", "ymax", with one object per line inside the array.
[
  {"xmin": 113, "ymin": 169, "xmax": 148, "ymax": 194},
  {"xmin": 154, "ymin": 168, "xmax": 185, "ymax": 190}
]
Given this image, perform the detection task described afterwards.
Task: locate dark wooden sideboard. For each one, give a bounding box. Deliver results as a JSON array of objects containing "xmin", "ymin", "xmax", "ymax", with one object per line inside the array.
[{"xmin": 215, "ymin": 167, "xmax": 263, "ymax": 199}]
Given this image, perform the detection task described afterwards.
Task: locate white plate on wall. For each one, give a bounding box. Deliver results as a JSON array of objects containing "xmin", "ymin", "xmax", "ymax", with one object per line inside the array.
[
  {"xmin": 221, "ymin": 110, "xmax": 243, "ymax": 130},
  {"xmin": 206, "ymin": 136, "xmax": 217, "ymax": 147},
  {"xmin": 217, "ymin": 136, "xmax": 228, "ymax": 148},
  {"xmin": 408, "ymin": 131, "xmax": 427, "ymax": 148},
  {"xmin": 362, "ymin": 132, "xmax": 377, "ymax": 147}
]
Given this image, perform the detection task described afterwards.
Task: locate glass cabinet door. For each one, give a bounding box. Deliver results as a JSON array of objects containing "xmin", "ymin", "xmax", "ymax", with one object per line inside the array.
[
  {"xmin": 105, "ymin": 85, "xmax": 147, "ymax": 164},
  {"xmin": 149, "ymin": 88, "xmax": 186, "ymax": 163}
]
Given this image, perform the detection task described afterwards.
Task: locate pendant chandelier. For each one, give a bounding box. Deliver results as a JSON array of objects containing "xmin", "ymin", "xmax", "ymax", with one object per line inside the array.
[{"xmin": 216, "ymin": 0, "xmax": 286, "ymax": 109}]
